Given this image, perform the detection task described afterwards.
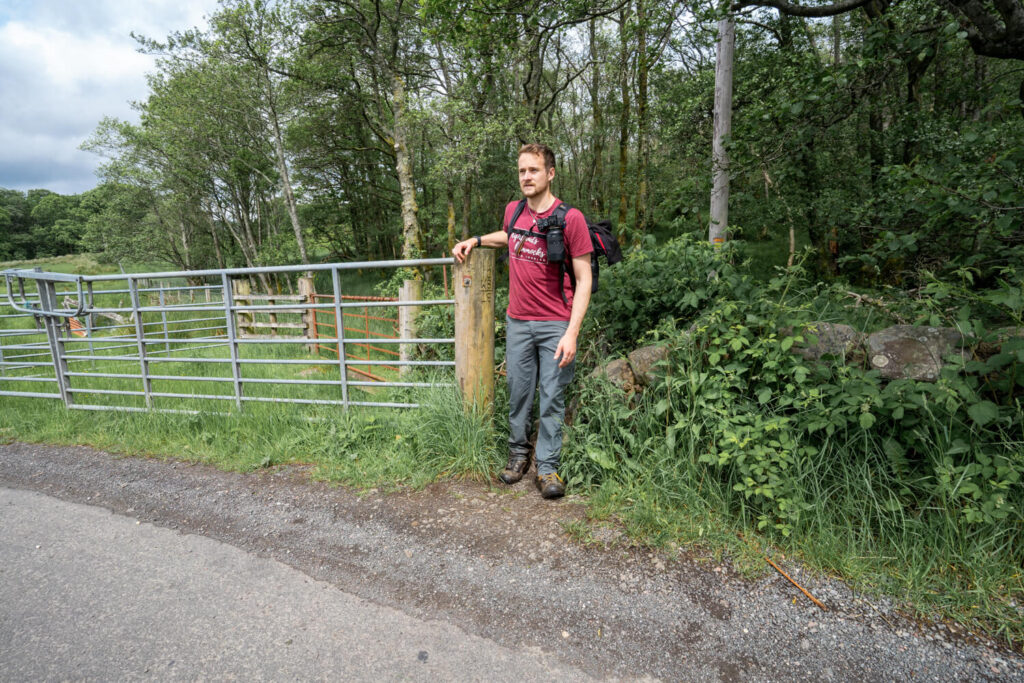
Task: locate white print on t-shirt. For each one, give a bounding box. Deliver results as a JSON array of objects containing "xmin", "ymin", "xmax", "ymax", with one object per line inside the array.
[{"xmin": 509, "ymin": 232, "xmax": 547, "ymax": 264}]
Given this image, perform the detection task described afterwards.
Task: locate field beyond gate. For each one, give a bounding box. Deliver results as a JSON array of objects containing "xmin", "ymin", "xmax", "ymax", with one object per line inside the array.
[{"xmin": 1, "ymin": 258, "xmax": 456, "ymax": 414}]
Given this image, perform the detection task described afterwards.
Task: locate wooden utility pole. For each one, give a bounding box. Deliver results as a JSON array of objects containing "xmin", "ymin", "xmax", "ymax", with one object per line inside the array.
[
  {"xmin": 454, "ymin": 249, "xmax": 495, "ymax": 414},
  {"xmin": 709, "ymin": 15, "xmax": 736, "ymax": 247}
]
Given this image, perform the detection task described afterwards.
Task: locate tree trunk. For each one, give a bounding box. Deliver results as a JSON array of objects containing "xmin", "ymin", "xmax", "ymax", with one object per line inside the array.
[
  {"xmin": 392, "ymin": 74, "xmax": 424, "ymax": 271},
  {"xmin": 227, "ymin": 201, "xmax": 273, "ymax": 293},
  {"xmin": 462, "ymin": 177, "xmax": 473, "ymax": 240},
  {"xmin": 633, "ymin": 0, "xmax": 649, "ymax": 241},
  {"xmin": 868, "ymin": 104, "xmax": 884, "ymax": 188},
  {"xmin": 179, "ymin": 218, "xmax": 192, "ymax": 270},
  {"xmin": 616, "ymin": 7, "xmax": 631, "ymax": 241},
  {"xmin": 446, "ymin": 183, "xmax": 457, "ymax": 252},
  {"xmin": 264, "ymin": 72, "xmax": 307, "ymax": 271},
  {"xmin": 523, "ymin": 13, "xmax": 544, "ymax": 135},
  {"xmin": 207, "ymin": 214, "xmax": 225, "ymax": 269},
  {"xmin": 590, "ymin": 19, "xmax": 606, "ymax": 215},
  {"xmin": 709, "ymin": 16, "xmax": 735, "ymax": 247},
  {"xmin": 832, "ymin": 15, "xmax": 842, "ymax": 65}
]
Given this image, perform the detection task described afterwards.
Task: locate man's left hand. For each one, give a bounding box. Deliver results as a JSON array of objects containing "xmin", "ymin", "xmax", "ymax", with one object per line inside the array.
[{"xmin": 554, "ymin": 333, "xmax": 577, "ymax": 368}]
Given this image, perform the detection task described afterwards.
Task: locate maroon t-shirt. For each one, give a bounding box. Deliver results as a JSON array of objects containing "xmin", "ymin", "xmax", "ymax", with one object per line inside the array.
[{"xmin": 503, "ymin": 198, "xmax": 593, "ymax": 321}]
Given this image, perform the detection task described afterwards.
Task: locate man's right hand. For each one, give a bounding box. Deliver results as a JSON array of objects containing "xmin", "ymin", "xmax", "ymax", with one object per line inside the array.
[{"xmin": 452, "ymin": 239, "xmax": 474, "ymax": 264}]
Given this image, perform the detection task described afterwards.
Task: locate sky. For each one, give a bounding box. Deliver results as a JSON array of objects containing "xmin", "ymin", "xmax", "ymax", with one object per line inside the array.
[{"xmin": 0, "ymin": 0, "xmax": 220, "ymax": 195}]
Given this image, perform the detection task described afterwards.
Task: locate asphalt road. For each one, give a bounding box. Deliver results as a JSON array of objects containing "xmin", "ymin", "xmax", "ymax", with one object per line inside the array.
[
  {"xmin": 0, "ymin": 487, "xmax": 587, "ymax": 681},
  {"xmin": 1, "ymin": 442, "xmax": 1021, "ymax": 682}
]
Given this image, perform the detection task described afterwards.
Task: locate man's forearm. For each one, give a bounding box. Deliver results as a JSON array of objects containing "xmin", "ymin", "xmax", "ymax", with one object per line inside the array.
[
  {"xmin": 479, "ymin": 230, "xmax": 509, "ymax": 248},
  {"xmin": 566, "ymin": 258, "xmax": 592, "ymax": 338},
  {"xmin": 452, "ymin": 230, "xmax": 508, "ymax": 263}
]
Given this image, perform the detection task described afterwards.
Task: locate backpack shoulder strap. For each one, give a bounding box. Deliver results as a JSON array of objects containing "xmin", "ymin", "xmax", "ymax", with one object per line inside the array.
[
  {"xmin": 551, "ymin": 202, "xmax": 570, "ymax": 226},
  {"xmin": 505, "ymin": 199, "xmax": 528, "ymax": 233}
]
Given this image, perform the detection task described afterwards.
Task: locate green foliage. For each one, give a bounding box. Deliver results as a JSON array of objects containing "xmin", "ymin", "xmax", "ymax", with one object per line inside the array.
[
  {"xmin": 845, "ymin": 132, "xmax": 1024, "ymax": 285},
  {"xmin": 567, "ymin": 242, "xmax": 1023, "ymax": 638},
  {"xmin": 587, "ymin": 234, "xmax": 741, "ymax": 350},
  {"xmin": 0, "ymin": 188, "xmax": 90, "ymax": 261}
]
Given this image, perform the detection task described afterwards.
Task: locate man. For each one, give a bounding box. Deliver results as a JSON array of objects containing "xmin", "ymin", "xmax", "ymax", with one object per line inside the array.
[{"xmin": 452, "ymin": 143, "xmax": 592, "ymax": 499}]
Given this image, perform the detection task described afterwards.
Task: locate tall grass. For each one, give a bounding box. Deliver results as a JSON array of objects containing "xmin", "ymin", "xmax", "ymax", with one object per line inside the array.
[
  {"xmin": 562, "ymin": 368, "xmax": 1024, "ymax": 645},
  {"xmin": 0, "ymin": 378, "xmax": 500, "ymax": 488}
]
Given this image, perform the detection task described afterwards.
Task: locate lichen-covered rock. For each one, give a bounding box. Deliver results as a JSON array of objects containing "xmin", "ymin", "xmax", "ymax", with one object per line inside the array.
[
  {"xmin": 796, "ymin": 323, "xmax": 863, "ymax": 362},
  {"xmin": 589, "ymin": 357, "xmax": 637, "ymax": 392},
  {"xmin": 866, "ymin": 325, "xmax": 968, "ymax": 381},
  {"xmin": 627, "ymin": 345, "xmax": 669, "ymax": 386}
]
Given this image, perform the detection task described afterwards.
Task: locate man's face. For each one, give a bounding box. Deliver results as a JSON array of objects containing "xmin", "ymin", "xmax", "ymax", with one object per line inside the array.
[{"xmin": 518, "ymin": 153, "xmax": 554, "ymax": 198}]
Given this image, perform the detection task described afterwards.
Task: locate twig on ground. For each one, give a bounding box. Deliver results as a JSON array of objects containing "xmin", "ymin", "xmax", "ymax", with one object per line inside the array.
[
  {"xmin": 766, "ymin": 557, "xmax": 828, "ymax": 611},
  {"xmin": 844, "ymin": 290, "xmax": 908, "ymax": 324}
]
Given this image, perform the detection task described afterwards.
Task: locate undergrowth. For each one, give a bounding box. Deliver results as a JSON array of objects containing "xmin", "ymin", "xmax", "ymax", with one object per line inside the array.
[{"xmin": 568, "ymin": 235, "xmax": 1024, "ymax": 645}]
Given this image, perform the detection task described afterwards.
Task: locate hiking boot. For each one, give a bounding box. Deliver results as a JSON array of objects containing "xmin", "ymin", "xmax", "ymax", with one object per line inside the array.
[
  {"xmin": 534, "ymin": 472, "xmax": 565, "ymax": 499},
  {"xmin": 499, "ymin": 453, "xmax": 531, "ymax": 484}
]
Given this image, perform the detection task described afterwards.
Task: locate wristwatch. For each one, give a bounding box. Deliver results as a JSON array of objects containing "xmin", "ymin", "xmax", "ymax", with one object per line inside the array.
[{"xmin": 474, "ymin": 235, "xmax": 482, "ymax": 248}]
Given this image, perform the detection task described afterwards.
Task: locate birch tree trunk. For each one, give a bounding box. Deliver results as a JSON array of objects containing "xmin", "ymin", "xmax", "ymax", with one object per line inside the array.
[
  {"xmin": 832, "ymin": 15, "xmax": 842, "ymax": 65},
  {"xmin": 709, "ymin": 16, "xmax": 735, "ymax": 247},
  {"xmin": 265, "ymin": 71, "xmax": 309, "ymax": 272},
  {"xmin": 179, "ymin": 219, "xmax": 192, "ymax": 270}
]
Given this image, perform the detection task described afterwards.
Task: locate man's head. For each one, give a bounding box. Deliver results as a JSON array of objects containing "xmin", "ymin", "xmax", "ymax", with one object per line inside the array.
[{"xmin": 518, "ymin": 143, "xmax": 556, "ymax": 200}]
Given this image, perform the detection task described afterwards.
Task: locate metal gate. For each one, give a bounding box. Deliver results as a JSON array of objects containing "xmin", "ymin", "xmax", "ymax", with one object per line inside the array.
[{"xmin": 1, "ymin": 259, "xmax": 455, "ymax": 414}]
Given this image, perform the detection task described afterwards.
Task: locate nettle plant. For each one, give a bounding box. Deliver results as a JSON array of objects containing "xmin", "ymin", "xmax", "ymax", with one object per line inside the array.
[{"xmin": 570, "ymin": 243, "xmax": 1022, "ymax": 540}]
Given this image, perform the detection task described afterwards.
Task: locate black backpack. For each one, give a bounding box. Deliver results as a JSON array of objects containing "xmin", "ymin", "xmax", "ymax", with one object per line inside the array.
[{"xmin": 505, "ymin": 199, "xmax": 623, "ymax": 304}]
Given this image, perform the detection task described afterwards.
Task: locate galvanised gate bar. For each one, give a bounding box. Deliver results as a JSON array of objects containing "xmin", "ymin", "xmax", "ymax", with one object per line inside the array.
[{"xmin": 0, "ymin": 258, "xmax": 460, "ymax": 414}]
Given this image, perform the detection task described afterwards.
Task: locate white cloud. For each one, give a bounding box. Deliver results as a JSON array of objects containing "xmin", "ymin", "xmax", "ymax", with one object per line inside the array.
[
  {"xmin": 0, "ymin": 0, "xmax": 219, "ymax": 194},
  {"xmin": 1, "ymin": 21, "xmax": 150, "ymax": 89}
]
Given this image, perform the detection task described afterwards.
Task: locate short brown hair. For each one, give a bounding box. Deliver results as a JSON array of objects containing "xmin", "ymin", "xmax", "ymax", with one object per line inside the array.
[{"xmin": 518, "ymin": 143, "xmax": 556, "ymax": 171}]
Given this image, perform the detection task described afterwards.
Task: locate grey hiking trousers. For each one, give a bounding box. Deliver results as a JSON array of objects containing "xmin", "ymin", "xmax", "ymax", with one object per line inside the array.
[{"xmin": 506, "ymin": 316, "xmax": 575, "ymax": 476}]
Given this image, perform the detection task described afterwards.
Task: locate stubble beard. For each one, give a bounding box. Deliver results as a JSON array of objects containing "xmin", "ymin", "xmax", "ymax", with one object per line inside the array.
[{"xmin": 521, "ymin": 180, "xmax": 549, "ymax": 200}]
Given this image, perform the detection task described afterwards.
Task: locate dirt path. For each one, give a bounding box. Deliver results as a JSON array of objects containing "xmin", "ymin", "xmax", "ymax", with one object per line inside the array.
[{"xmin": 1, "ymin": 442, "xmax": 1020, "ymax": 681}]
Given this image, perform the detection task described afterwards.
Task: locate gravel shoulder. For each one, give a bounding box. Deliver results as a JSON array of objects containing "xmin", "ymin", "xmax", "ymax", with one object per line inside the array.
[{"xmin": 1, "ymin": 441, "xmax": 1021, "ymax": 681}]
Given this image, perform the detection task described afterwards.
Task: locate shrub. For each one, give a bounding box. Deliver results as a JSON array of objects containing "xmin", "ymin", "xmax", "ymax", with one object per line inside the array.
[{"xmin": 587, "ymin": 234, "xmax": 742, "ymax": 352}]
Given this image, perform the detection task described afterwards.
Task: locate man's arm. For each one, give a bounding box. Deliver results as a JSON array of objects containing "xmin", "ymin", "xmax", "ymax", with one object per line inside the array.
[
  {"xmin": 452, "ymin": 231, "xmax": 508, "ymax": 263},
  {"xmin": 554, "ymin": 254, "xmax": 592, "ymax": 368}
]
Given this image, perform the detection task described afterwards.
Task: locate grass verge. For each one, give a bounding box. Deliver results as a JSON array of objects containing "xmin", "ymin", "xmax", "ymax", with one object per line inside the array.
[{"xmin": 0, "ymin": 383, "xmax": 501, "ymax": 491}]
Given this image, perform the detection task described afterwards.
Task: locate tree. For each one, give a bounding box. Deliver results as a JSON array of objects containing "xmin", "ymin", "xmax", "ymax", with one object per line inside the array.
[{"xmin": 208, "ymin": 0, "xmax": 312, "ymax": 271}]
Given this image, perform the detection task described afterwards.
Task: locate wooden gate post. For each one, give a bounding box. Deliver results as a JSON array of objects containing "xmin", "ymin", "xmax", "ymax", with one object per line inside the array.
[
  {"xmin": 399, "ymin": 279, "xmax": 423, "ymax": 377},
  {"xmin": 298, "ymin": 276, "xmax": 316, "ymax": 352},
  {"xmin": 232, "ymin": 279, "xmax": 253, "ymax": 336},
  {"xmin": 454, "ymin": 249, "xmax": 495, "ymax": 413}
]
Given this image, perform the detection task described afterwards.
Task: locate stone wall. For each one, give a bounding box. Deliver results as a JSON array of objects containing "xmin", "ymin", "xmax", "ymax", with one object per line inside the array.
[{"xmin": 590, "ymin": 323, "xmax": 1007, "ymax": 391}]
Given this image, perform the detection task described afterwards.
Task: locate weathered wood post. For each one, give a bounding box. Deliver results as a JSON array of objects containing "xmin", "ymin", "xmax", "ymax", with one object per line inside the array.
[
  {"xmin": 268, "ymin": 294, "xmax": 278, "ymax": 336},
  {"xmin": 454, "ymin": 249, "xmax": 495, "ymax": 413},
  {"xmin": 232, "ymin": 279, "xmax": 254, "ymax": 336},
  {"xmin": 298, "ymin": 276, "xmax": 316, "ymax": 352},
  {"xmin": 399, "ymin": 279, "xmax": 423, "ymax": 377}
]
